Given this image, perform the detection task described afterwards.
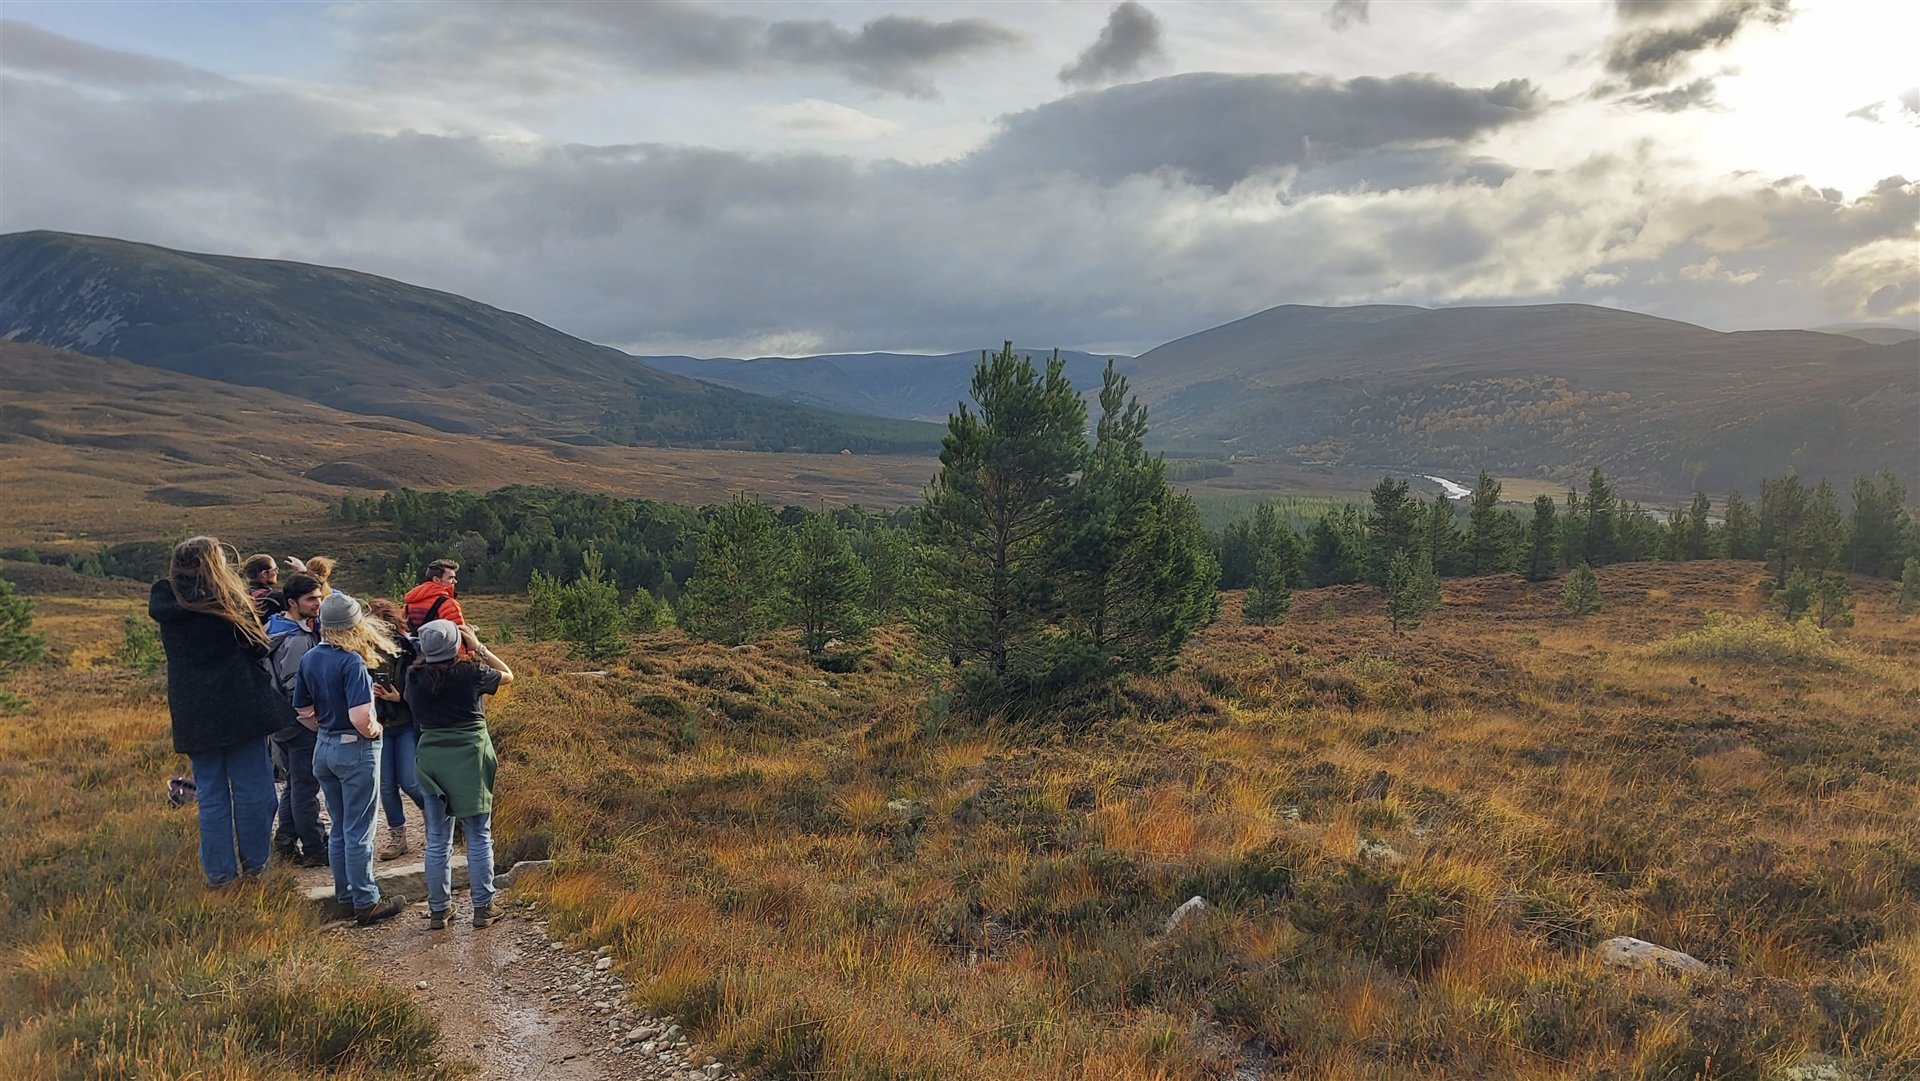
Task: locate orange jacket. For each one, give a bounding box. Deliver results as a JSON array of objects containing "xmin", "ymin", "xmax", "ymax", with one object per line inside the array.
[{"xmin": 403, "ymin": 581, "xmax": 465, "ymax": 631}]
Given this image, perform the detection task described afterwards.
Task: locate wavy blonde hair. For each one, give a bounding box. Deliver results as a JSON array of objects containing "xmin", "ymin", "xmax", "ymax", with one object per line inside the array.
[
  {"xmin": 169, "ymin": 536, "xmax": 268, "ymax": 649},
  {"xmin": 321, "ymin": 616, "xmax": 397, "ymax": 666},
  {"xmin": 304, "ymin": 555, "xmax": 337, "ymax": 594}
]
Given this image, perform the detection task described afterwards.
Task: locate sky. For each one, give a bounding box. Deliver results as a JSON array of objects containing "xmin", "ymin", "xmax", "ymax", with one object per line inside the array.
[{"xmin": 1, "ymin": 0, "xmax": 1916, "ymax": 357}]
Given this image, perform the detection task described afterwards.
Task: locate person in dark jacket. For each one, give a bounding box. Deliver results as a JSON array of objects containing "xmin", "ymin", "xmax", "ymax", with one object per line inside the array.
[
  {"xmin": 367, "ymin": 598, "xmax": 426, "ymax": 861},
  {"xmin": 243, "ymin": 553, "xmax": 286, "ymax": 619},
  {"xmin": 150, "ymin": 536, "xmax": 292, "ymax": 887}
]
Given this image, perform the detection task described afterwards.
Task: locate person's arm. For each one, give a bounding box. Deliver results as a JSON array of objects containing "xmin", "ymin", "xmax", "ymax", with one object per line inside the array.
[
  {"xmin": 460, "ymin": 625, "xmax": 513, "ymax": 686},
  {"xmin": 291, "ymin": 667, "xmax": 320, "ymax": 732},
  {"xmin": 283, "ymin": 556, "xmax": 307, "ymax": 573},
  {"xmin": 347, "ymin": 664, "xmax": 382, "ymax": 739}
]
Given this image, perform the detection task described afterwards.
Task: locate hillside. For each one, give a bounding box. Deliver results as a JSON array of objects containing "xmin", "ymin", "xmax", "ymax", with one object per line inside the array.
[
  {"xmin": 0, "ymin": 340, "xmax": 935, "ymax": 550},
  {"xmin": 642, "ymin": 348, "xmax": 1133, "ymax": 422},
  {"xmin": 1129, "ymin": 303, "xmax": 1918, "ymax": 495},
  {"xmin": 5, "ymin": 561, "xmax": 1916, "ymax": 1078},
  {"xmin": 0, "ymin": 231, "xmax": 943, "ymax": 454}
]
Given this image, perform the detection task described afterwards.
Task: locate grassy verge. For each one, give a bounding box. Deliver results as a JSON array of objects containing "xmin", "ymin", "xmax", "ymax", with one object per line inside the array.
[{"xmin": 0, "ymin": 603, "xmax": 449, "ymax": 1081}]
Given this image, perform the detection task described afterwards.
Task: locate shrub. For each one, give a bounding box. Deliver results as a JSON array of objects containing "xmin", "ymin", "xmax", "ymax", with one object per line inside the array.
[
  {"xmin": 1900, "ymin": 557, "xmax": 1919, "ymax": 613},
  {"xmin": 0, "ymin": 575, "xmax": 45, "ymax": 712},
  {"xmin": 1810, "ymin": 574, "xmax": 1854, "ymax": 629},
  {"xmin": 117, "ymin": 612, "xmax": 162, "ymax": 674},
  {"xmin": 1774, "ymin": 568, "xmax": 1815, "ymax": 622},
  {"xmin": 1651, "ymin": 612, "xmax": 1851, "ymax": 669},
  {"xmin": 1560, "ymin": 563, "xmax": 1602, "ymax": 615}
]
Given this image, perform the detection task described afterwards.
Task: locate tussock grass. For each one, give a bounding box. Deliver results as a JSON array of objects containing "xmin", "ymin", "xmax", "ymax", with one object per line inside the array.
[
  {"xmin": 0, "ymin": 659, "xmax": 447, "ymax": 1080},
  {"xmin": 1650, "ymin": 611, "xmax": 1856, "ymax": 669}
]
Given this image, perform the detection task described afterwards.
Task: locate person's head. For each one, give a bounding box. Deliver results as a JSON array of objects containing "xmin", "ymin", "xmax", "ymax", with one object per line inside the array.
[
  {"xmin": 366, "ymin": 597, "xmax": 408, "ymax": 636},
  {"xmin": 242, "ymin": 553, "xmax": 277, "ymax": 588},
  {"xmin": 424, "ymin": 558, "xmax": 459, "ymax": 591},
  {"xmin": 414, "ymin": 618, "xmax": 467, "ymax": 698},
  {"xmin": 317, "ymin": 591, "xmax": 396, "ymax": 664},
  {"xmin": 282, "ymin": 572, "xmax": 324, "ymax": 621},
  {"xmin": 169, "ymin": 536, "xmax": 267, "ymax": 647},
  {"xmin": 304, "ymin": 556, "xmax": 336, "ymax": 592}
]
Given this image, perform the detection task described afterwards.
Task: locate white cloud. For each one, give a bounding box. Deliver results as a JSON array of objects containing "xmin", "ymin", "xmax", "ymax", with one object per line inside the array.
[{"xmin": 760, "ymin": 99, "xmax": 902, "ymax": 142}]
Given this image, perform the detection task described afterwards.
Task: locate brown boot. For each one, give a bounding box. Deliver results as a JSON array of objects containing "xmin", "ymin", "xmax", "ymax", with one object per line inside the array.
[
  {"xmin": 355, "ymin": 895, "xmax": 406, "ymax": 926},
  {"xmin": 377, "ymin": 824, "xmax": 410, "ymax": 862}
]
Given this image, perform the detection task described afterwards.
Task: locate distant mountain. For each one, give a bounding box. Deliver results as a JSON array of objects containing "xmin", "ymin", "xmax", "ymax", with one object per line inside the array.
[
  {"xmin": 1813, "ymin": 323, "xmax": 1920, "ymax": 346},
  {"xmin": 0, "ymin": 231, "xmax": 943, "ymax": 454},
  {"xmin": 639, "ymin": 349, "xmax": 1133, "ymax": 422},
  {"xmin": 1120, "ymin": 303, "xmax": 1917, "ymax": 495}
]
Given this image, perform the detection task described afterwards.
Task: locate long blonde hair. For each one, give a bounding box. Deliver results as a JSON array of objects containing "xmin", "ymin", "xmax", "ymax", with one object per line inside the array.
[
  {"xmin": 322, "ymin": 618, "xmax": 397, "ymax": 666},
  {"xmin": 169, "ymin": 536, "xmax": 268, "ymax": 648},
  {"xmin": 305, "ymin": 555, "xmax": 337, "ymax": 594}
]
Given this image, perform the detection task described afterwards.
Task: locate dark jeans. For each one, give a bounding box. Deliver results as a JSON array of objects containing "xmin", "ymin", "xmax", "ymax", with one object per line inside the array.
[
  {"xmin": 379, "ymin": 722, "xmax": 426, "ymax": 828},
  {"xmin": 272, "ymin": 729, "xmax": 326, "ymax": 855},
  {"xmin": 187, "ymin": 737, "xmax": 276, "ymax": 885}
]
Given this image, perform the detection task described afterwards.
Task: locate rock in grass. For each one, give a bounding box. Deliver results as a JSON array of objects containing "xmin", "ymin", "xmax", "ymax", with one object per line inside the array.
[
  {"xmin": 1598, "ymin": 936, "xmax": 1709, "ymax": 976},
  {"xmin": 595, "ymin": 956, "xmax": 613, "ymax": 971},
  {"xmin": 1164, "ymin": 896, "xmax": 1210, "ymax": 934}
]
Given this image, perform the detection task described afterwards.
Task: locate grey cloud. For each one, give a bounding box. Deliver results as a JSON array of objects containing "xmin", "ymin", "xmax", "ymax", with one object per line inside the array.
[
  {"xmin": 0, "ymin": 18, "xmax": 230, "ymax": 91},
  {"xmin": 1621, "ymin": 77, "xmax": 1720, "ymax": 112},
  {"xmin": 357, "ymin": 2, "xmax": 1021, "ymax": 98},
  {"xmin": 4, "ymin": 38, "xmax": 1913, "ymax": 354},
  {"xmin": 1612, "ymin": 0, "xmax": 1685, "ymax": 21},
  {"xmin": 1059, "ymin": 2, "xmax": 1166, "ymax": 87},
  {"xmin": 974, "ymin": 72, "xmax": 1542, "ymax": 190},
  {"xmin": 1602, "ymin": 0, "xmax": 1790, "ymax": 90},
  {"xmin": 1845, "ymin": 87, "xmax": 1918, "ymax": 125},
  {"xmin": 1326, "ymin": 0, "xmax": 1371, "ymax": 31}
]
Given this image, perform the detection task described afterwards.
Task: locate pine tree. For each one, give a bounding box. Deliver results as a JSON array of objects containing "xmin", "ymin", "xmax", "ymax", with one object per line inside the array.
[
  {"xmin": 789, "ymin": 513, "xmax": 871, "ymax": 657},
  {"xmin": 1306, "ymin": 504, "xmax": 1368, "ymax": 586},
  {"xmin": 558, "ymin": 548, "xmax": 627, "ymax": 661},
  {"xmin": 524, "ymin": 570, "xmax": 564, "ymax": 640},
  {"xmin": 624, "ymin": 588, "xmax": 667, "ymax": 634},
  {"xmin": 1722, "ymin": 489, "xmax": 1760, "ymax": 560},
  {"xmin": 1560, "ymin": 563, "xmax": 1602, "ymax": 615},
  {"xmin": 1774, "ymin": 569, "xmax": 1814, "ymax": 622},
  {"xmin": 1242, "ymin": 502, "xmax": 1301, "ymax": 625},
  {"xmin": 1583, "ymin": 468, "xmax": 1618, "ymax": 567},
  {"xmin": 0, "ymin": 575, "xmax": 46, "ymax": 712},
  {"xmin": 1760, "ymin": 473, "xmax": 1810, "ymax": 586},
  {"xmin": 1683, "ymin": 491, "xmax": 1713, "ymax": 560},
  {"xmin": 1056, "ymin": 362, "xmax": 1218, "ymax": 673},
  {"xmin": 1804, "ymin": 480, "xmax": 1845, "ymax": 575},
  {"xmin": 1366, "ymin": 477, "xmax": 1421, "ymax": 586},
  {"xmin": 679, "ymin": 494, "xmax": 790, "ymax": 646},
  {"xmin": 1385, "ymin": 550, "xmax": 1442, "ymax": 633},
  {"xmin": 1425, "ymin": 492, "xmax": 1461, "ymax": 576},
  {"xmin": 1524, "ymin": 495, "xmax": 1558, "ymax": 581},
  {"xmin": 864, "ymin": 526, "xmax": 915, "ymax": 621},
  {"xmin": 1847, "ymin": 473, "xmax": 1907, "ymax": 578},
  {"xmin": 1810, "ymin": 574, "xmax": 1854, "ymax": 630},
  {"xmin": 1900, "ymin": 558, "xmax": 1920, "ymax": 613},
  {"xmin": 1466, "ymin": 472, "xmax": 1508, "ymax": 574},
  {"xmin": 917, "ymin": 343, "xmax": 1086, "ymax": 680}
]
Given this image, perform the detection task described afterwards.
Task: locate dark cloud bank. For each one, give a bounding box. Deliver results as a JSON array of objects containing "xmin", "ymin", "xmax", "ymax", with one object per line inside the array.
[{"xmin": 1058, "ymin": 2, "xmax": 1166, "ymax": 87}]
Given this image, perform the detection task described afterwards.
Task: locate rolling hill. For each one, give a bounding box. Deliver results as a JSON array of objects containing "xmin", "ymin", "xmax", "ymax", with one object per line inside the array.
[
  {"xmin": 0, "ymin": 231, "xmax": 943, "ymax": 454},
  {"xmin": 1123, "ymin": 303, "xmax": 1917, "ymax": 494},
  {"xmin": 642, "ymin": 349, "xmax": 1133, "ymax": 422}
]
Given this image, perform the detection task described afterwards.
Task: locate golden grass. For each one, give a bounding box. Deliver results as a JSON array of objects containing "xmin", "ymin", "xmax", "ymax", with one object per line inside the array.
[{"xmin": 9, "ymin": 560, "xmax": 1920, "ymax": 1078}]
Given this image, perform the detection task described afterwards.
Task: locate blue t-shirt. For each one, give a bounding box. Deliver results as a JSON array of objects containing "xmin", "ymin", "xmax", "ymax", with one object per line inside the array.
[{"xmin": 292, "ymin": 643, "xmax": 376, "ymax": 734}]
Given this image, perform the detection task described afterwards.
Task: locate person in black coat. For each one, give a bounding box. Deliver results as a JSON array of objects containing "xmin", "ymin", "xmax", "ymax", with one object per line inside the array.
[{"xmin": 149, "ymin": 536, "xmax": 292, "ymax": 887}]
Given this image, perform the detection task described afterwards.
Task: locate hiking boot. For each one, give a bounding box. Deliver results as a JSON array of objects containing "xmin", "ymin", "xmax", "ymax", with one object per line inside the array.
[
  {"xmin": 377, "ymin": 825, "xmax": 411, "ymax": 862},
  {"xmin": 472, "ymin": 903, "xmax": 494, "ymax": 929},
  {"xmin": 332, "ymin": 899, "xmax": 355, "ymax": 922},
  {"xmin": 355, "ymin": 895, "xmax": 407, "ymax": 926},
  {"xmin": 274, "ymin": 843, "xmax": 301, "ymax": 864},
  {"xmin": 428, "ymin": 909, "xmax": 449, "ymax": 931},
  {"xmin": 295, "ymin": 849, "xmax": 330, "ymax": 869}
]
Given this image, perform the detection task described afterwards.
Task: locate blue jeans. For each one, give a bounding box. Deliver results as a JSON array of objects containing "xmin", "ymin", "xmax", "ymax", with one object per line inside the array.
[
  {"xmin": 313, "ymin": 730, "xmax": 383, "ymax": 909},
  {"xmin": 379, "ymin": 723, "xmax": 426, "ymax": 828},
  {"xmin": 187, "ymin": 737, "xmax": 276, "ymax": 885},
  {"xmin": 422, "ymin": 791, "xmax": 494, "ymax": 914},
  {"xmin": 272, "ymin": 729, "xmax": 326, "ymax": 855}
]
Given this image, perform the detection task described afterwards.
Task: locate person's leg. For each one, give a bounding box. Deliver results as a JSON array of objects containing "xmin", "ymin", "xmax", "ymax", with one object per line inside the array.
[
  {"xmin": 421, "ymin": 790, "xmax": 454, "ymax": 919},
  {"xmin": 463, "ymin": 811, "xmax": 496, "ymax": 923},
  {"xmin": 186, "ymin": 748, "xmax": 238, "ymax": 885},
  {"xmin": 228, "ymin": 737, "xmax": 277, "ymax": 877},
  {"xmin": 271, "ymin": 739, "xmax": 297, "ymax": 855},
  {"xmin": 336, "ymin": 736, "xmax": 384, "ymax": 909},
  {"xmin": 379, "ymin": 730, "xmax": 405, "ymax": 828},
  {"xmin": 312, "ymin": 737, "xmax": 351, "ymax": 907},
  {"xmin": 378, "ymin": 725, "xmax": 423, "ymax": 860},
  {"xmin": 394, "ymin": 724, "xmax": 425, "ymax": 811},
  {"xmin": 286, "ymin": 730, "xmax": 326, "ymax": 858}
]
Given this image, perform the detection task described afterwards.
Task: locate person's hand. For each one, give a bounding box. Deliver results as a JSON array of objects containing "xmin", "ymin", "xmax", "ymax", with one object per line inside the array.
[
  {"xmin": 284, "ymin": 556, "xmax": 307, "ymax": 572},
  {"xmin": 460, "ymin": 625, "xmax": 483, "ymax": 650},
  {"xmin": 373, "ymin": 683, "xmax": 402, "ymax": 702}
]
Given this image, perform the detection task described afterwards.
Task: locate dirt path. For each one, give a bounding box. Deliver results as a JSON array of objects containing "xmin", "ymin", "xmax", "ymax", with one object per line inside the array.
[{"xmin": 328, "ymin": 898, "xmax": 736, "ymax": 1081}]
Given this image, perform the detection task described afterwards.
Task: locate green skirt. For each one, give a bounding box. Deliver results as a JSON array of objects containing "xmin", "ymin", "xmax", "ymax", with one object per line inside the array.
[{"xmin": 414, "ymin": 724, "xmax": 498, "ymax": 819}]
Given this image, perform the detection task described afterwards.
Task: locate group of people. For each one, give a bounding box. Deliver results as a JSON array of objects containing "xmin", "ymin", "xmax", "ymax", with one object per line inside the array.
[{"xmin": 150, "ymin": 538, "xmax": 514, "ymax": 928}]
